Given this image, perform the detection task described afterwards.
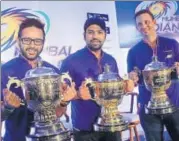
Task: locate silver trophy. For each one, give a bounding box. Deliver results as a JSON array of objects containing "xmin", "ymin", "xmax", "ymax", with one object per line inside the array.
[
  {"xmin": 85, "ymin": 64, "xmax": 129, "ymax": 132},
  {"xmin": 7, "ymin": 60, "xmax": 72, "ymax": 141},
  {"xmin": 142, "ymin": 56, "xmax": 177, "ymax": 114}
]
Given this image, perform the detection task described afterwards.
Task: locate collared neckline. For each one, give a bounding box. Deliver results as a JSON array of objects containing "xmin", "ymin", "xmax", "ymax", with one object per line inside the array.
[
  {"xmin": 18, "ymin": 55, "xmax": 39, "ymax": 68},
  {"xmin": 142, "ymin": 36, "xmax": 161, "ymax": 55},
  {"xmin": 84, "ymin": 46, "xmax": 104, "ymax": 61}
]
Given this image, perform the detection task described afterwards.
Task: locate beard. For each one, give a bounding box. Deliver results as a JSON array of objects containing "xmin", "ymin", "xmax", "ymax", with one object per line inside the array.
[
  {"xmin": 87, "ymin": 39, "xmax": 103, "ymax": 52},
  {"xmin": 19, "ymin": 45, "xmax": 43, "ymax": 61},
  {"xmin": 87, "ymin": 44, "xmax": 102, "ymax": 51}
]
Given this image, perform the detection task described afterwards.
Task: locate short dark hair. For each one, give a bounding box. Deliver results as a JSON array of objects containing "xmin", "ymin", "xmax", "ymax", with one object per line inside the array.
[
  {"xmin": 18, "ymin": 18, "xmax": 45, "ymax": 39},
  {"xmin": 84, "ymin": 17, "xmax": 106, "ymax": 32},
  {"xmin": 134, "ymin": 9, "xmax": 155, "ymax": 21}
]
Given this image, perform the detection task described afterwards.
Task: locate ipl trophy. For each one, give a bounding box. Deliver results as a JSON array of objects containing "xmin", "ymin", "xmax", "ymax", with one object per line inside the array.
[
  {"xmin": 85, "ymin": 64, "xmax": 129, "ymax": 132},
  {"xmin": 7, "ymin": 61, "xmax": 72, "ymax": 141},
  {"xmin": 142, "ymin": 55, "xmax": 178, "ymax": 114}
]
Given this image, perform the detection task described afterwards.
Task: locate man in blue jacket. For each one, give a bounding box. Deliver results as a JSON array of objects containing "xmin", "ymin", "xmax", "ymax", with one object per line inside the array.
[
  {"xmin": 60, "ymin": 17, "xmax": 134, "ymax": 141},
  {"xmin": 1, "ymin": 18, "xmax": 76, "ymax": 141},
  {"xmin": 127, "ymin": 9, "xmax": 179, "ymax": 141}
]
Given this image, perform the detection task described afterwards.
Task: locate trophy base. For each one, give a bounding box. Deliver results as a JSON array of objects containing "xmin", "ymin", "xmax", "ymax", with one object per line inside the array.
[
  {"xmin": 94, "ymin": 116, "xmax": 128, "ymax": 132},
  {"xmin": 146, "ymin": 105, "xmax": 177, "ymax": 115},
  {"xmin": 94, "ymin": 123, "xmax": 128, "ymax": 132},
  {"xmin": 26, "ymin": 120, "xmax": 71, "ymax": 141},
  {"xmin": 26, "ymin": 131, "xmax": 71, "ymax": 141}
]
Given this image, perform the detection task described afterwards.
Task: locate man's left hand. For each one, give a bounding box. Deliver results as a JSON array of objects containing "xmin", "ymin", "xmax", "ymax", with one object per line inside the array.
[
  {"xmin": 174, "ymin": 62, "xmax": 179, "ymax": 75},
  {"xmin": 124, "ymin": 79, "xmax": 134, "ymax": 93}
]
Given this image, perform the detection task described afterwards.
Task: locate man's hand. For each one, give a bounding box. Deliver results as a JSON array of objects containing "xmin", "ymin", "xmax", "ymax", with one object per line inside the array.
[
  {"xmin": 56, "ymin": 105, "xmax": 67, "ymax": 117},
  {"xmin": 128, "ymin": 71, "xmax": 139, "ymax": 86},
  {"xmin": 174, "ymin": 62, "xmax": 179, "ymax": 76},
  {"xmin": 3, "ymin": 88, "xmax": 21, "ymax": 108},
  {"xmin": 60, "ymin": 82, "xmax": 77, "ymax": 102},
  {"xmin": 78, "ymin": 81, "xmax": 92, "ymax": 100},
  {"xmin": 124, "ymin": 79, "xmax": 135, "ymax": 93}
]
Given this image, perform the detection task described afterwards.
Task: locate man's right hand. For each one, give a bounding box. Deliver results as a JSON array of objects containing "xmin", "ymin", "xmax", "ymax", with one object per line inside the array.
[
  {"xmin": 60, "ymin": 82, "xmax": 77, "ymax": 101},
  {"xmin": 3, "ymin": 88, "xmax": 21, "ymax": 108},
  {"xmin": 128, "ymin": 71, "xmax": 139, "ymax": 86},
  {"xmin": 78, "ymin": 81, "xmax": 92, "ymax": 100},
  {"xmin": 174, "ymin": 62, "xmax": 179, "ymax": 76}
]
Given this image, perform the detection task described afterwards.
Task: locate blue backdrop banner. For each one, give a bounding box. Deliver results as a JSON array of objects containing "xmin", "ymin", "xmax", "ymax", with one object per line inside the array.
[{"xmin": 115, "ymin": 1, "xmax": 179, "ymax": 48}]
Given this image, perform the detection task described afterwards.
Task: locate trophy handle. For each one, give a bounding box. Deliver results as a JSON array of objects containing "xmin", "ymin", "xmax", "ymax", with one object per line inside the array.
[
  {"xmin": 84, "ymin": 78, "xmax": 96, "ymax": 100},
  {"xmin": 170, "ymin": 65, "xmax": 179, "ymax": 80},
  {"xmin": 6, "ymin": 76, "xmax": 25, "ymax": 105},
  {"xmin": 61, "ymin": 72, "xmax": 72, "ymax": 86}
]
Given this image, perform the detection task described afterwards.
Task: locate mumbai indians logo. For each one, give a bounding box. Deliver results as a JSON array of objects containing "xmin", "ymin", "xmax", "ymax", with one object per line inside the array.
[
  {"xmin": 135, "ymin": 1, "xmax": 178, "ymax": 19},
  {"xmin": 1, "ymin": 7, "xmax": 50, "ymax": 52}
]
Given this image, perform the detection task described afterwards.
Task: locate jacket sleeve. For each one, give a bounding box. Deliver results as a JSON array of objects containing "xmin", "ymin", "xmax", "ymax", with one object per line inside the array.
[
  {"xmin": 59, "ymin": 58, "xmax": 71, "ymax": 74},
  {"xmin": 1, "ymin": 66, "xmax": 8, "ymax": 101},
  {"xmin": 127, "ymin": 49, "xmax": 135, "ymax": 73},
  {"xmin": 173, "ymin": 40, "xmax": 179, "ymax": 62},
  {"xmin": 113, "ymin": 59, "xmax": 119, "ymax": 74}
]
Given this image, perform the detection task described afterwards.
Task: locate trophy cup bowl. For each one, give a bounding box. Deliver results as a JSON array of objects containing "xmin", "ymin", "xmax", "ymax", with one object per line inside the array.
[
  {"xmin": 85, "ymin": 64, "xmax": 129, "ymax": 132},
  {"xmin": 142, "ymin": 56, "xmax": 177, "ymax": 114},
  {"xmin": 7, "ymin": 66, "xmax": 72, "ymax": 141}
]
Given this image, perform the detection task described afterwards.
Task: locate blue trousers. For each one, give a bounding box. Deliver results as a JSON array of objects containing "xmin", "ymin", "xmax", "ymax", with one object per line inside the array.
[
  {"xmin": 73, "ymin": 130, "xmax": 121, "ymax": 141},
  {"xmin": 139, "ymin": 107, "xmax": 179, "ymax": 141}
]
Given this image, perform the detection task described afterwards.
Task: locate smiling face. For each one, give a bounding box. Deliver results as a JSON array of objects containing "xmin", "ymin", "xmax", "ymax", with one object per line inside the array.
[
  {"xmin": 84, "ymin": 24, "xmax": 106, "ymax": 52},
  {"xmin": 135, "ymin": 13, "xmax": 156, "ymax": 37},
  {"xmin": 18, "ymin": 26, "xmax": 44, "ymax": 61}
]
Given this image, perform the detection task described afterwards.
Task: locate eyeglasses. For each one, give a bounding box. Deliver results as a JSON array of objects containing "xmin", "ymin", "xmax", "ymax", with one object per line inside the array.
[{"xmin": 20, "ymin": 38, "xmax": 44, "ymax": 45}]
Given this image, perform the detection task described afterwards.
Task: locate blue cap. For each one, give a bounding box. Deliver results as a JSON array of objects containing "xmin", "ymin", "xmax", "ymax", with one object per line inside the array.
[{"xmin": 84, "ymin": 18, "xmax": 106, "ymax": 32}]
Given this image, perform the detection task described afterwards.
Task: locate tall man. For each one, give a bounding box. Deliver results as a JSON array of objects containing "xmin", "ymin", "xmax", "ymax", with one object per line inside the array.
[
  {"xmin": 1, "ymin": 18, "xmax": 76, "ymax": 141},
  {"xmin": 60, "ymin": 17, "xmax": 134, "ymax": 141},
  {"xmin": 127, "ymin": 9, "xmax": 179, "ymax": 141}
]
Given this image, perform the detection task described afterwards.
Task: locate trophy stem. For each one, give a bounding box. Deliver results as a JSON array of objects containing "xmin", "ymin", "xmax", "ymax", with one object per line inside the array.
[
  {"xmin": 147, "ymin": 90, "xmax": 177, "ymax": 114},
  {"xmin": 94, "ymin": 99, "xmax": 128, "ymax": 132},
  {"xmin": 102, "ymin": 100, "xmax": 119, "ymax": 117},
  {"xmin": 34, "ymin": 105, "xmax": 57, "ymax": 122}
]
